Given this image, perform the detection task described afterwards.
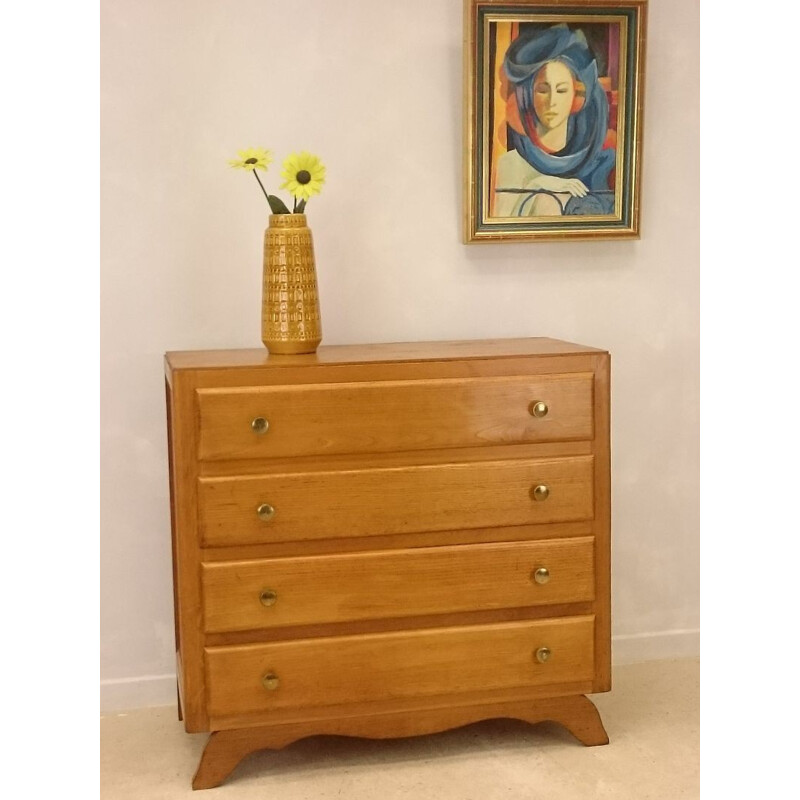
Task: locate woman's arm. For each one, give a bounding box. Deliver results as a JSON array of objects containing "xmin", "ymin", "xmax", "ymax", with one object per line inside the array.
[
  {"xmin": 494, "ymin": 150, "xmax": 589, "ymax": 216},
  {"xmin": 525, "ymin": 174, "xmax": 588, "ymax": 197}
]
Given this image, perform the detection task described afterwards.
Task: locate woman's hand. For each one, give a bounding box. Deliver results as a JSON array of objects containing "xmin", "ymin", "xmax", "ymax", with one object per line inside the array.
[{"xmin": 528, "ymin": 175, "xmax": 589, "ymax": 197}]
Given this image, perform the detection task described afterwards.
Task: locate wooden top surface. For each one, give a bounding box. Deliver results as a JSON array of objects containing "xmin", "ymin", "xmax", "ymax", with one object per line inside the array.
[{"xmin": 165, "ymin": 338, "xmax": 605, "ymax": 375}]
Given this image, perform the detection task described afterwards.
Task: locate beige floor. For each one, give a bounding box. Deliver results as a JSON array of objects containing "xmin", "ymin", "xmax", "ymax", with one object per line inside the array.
[{"xmin": 101, "ymin": 658, "xmax": 698, "ymax": 799}]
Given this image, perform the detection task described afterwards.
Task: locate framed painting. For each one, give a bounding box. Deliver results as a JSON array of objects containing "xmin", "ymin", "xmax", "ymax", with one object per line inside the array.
[{"xmin": 464, "ymin": 0, "xmax": 647, "ymax": 242}]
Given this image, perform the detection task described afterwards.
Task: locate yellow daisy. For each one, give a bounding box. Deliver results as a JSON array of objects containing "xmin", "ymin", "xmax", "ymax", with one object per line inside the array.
[
  {"xmin": 228, "ymin": 147, "xmax": 273, "ymax": 171},
  {"xmin": 280, "ymin": 151, "xmax": 326, "ymax": 201}
]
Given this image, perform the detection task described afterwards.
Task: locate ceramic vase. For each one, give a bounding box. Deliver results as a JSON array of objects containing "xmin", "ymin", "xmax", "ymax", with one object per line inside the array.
[{"xmin": 261, "ymin": 213, "xmax": 322, "ymax": 354}]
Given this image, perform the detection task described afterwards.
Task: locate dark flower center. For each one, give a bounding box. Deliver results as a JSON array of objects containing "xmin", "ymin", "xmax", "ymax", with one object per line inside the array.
[
  {"xmin": 245, "ymin": 157, "xmax": 258, "ymax": 164},
  {"xmin": 296, "ymin": 170, "xmax": 311, "ymax": 184}
]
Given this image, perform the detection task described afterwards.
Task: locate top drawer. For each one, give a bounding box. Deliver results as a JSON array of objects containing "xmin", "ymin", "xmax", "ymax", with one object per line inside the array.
[{"xmin": 196, "ymin": 373, "xmax": 594, "ymax": 462}]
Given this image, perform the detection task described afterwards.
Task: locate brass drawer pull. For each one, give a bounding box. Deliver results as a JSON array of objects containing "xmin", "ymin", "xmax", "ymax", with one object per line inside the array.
[
  {"xmin": 259, "ymin": 589, "xmax": 278, "ymax": 607},
  {"xmin": 262, "ymin": 673, "xmax": 280, "ymax": 691},
  {"xmin": 535, "ymin": 647, "xmax": 551, "ymax": 664},
  {"xmin": 531, "ymin": 484, "xmax": 550, "ymax": 502},
  {"xmin": 532, "ymin": 567, "xmax": 550, "ymax": 585},
  {"xmin": 251, "ymin": 417, "xmax": 270, "ymax": 435},
  {"xmin": 257, "ymin": 503, "xmax": 276, "ymax": 521},
  {"xmin": 529, "ymin": 401, "xmax": 549, "ymax": 418}
]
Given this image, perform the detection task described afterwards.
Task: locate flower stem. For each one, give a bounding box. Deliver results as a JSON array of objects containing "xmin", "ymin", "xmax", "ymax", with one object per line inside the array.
[
  {"xmin": 293, "ymin": 197, "xmax": 297, "ymax": 213},
  {"xmin": 252, "ymin": 170, "xmax": 270, "ymax": 203}
]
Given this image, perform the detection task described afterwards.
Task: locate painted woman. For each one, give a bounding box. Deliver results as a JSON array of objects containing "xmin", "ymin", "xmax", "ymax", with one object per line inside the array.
[{"xmin": 494, "ymin": 24, "xmax": 616, "ymax": 217}]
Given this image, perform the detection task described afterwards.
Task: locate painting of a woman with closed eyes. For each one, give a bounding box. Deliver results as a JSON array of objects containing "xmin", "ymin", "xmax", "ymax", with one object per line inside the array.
[{"xmin": 464, "ymin": 1, "xmax": 647, "ymax": 243}]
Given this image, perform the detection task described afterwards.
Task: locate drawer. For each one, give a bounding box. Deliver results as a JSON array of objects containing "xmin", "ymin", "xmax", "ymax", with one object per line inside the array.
[
  {"xmin": 196, "ymin": 373, "xmax": 594, "ymax": 461},
  {"xmin": 205, "ymin": 615, "xmax": 595, "ymax": 717},
  {"xmin": 198, "ymin": 455, "xmax": 594, "ymax": 547},
  {"xmin": 201, "ymin": 537, "xmax": 595, "ymax": 633}
]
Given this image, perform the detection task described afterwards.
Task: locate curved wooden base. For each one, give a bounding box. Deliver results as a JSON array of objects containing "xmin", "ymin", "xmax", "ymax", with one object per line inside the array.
[{"xmin": 192, "ymin": 694, "xmax": 608, "ymax": 789}]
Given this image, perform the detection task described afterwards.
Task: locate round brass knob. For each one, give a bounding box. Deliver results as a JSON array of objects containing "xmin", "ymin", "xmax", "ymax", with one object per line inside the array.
[
  {"xmin": 535, "ymin": 647, "xmax": 551, "ymax": 664},
  {"xmin": 251, "ymin": 417, "xmax": 270, "ymax": 435},
  {"xmin": 262, "ymin": 673, "xmax": 280, "ymax": 691},
  {"xmin": 257, "ymin": 503, "xmax": 276, "ymax": 521},
  {"xmin": 531, "ymin": 484, "xmax": 550, "ymax": 502},
  {"xmin": 259, "ymin": 589, "xmax": 277, "ymax": 607},
  {"xmin": 529, "ymin": 401, "xmax": 549, "ymax": 418},
  {"xmin": 533, "ymin": 567, "xmax": 550, "ymax": 585}
]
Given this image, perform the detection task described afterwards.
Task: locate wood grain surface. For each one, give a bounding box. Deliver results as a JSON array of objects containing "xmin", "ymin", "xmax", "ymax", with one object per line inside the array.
[
  {"xmin": 201, "ymin": 536, "xmax": 595, "ymax": 632},
  {"xmin": 165, "ymin": 337, "xmax": 606, "ymax": 376},
  {"xmin": 196, "ymin": 373, "xmax": 593, "ymax": 461},
  {"xmin": 198, "ymin": 455, "xmax": 594, "ymax": 547},
  {"xmin": 204, "ymin": 616, "xmax": 595, "ymax": 718}
]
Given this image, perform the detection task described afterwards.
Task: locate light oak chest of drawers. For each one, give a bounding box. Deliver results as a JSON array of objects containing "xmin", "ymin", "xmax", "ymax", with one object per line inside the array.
[{"xmin": 165, "ymin": 337, "xmax": 611, "ymax": 789}]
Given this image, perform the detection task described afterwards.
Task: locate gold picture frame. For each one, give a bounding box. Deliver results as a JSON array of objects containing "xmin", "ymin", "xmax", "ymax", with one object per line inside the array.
[{"xmin": 464, "ymin": 0, "xmax": 647, "ymax": 243}]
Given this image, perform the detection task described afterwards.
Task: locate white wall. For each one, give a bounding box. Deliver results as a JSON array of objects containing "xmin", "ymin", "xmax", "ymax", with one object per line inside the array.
[{"xmin": 101, "ymin": 0, "xmax": 699, "ymax": 710}]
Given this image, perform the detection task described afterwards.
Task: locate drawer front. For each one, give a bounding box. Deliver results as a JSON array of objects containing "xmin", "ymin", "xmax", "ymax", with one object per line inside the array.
[
  {"xmin": 201, "ymin": 537, "xmax": 595, "ymax": 633},
  {"xmin": 196, "ymin": 373, "xmax": 594, "ymax": 461},
  {"xmin": 205, "ymin": 615, "xmax": 595, "ymax": 717},
  {"xmin": 198, "ymin": 456, "xmax": 594, "ymax": 547}
]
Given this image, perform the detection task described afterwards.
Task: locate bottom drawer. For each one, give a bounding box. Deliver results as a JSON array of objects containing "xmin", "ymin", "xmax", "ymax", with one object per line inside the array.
[{"xmin": 205, "ymin": 615, "xmax": 595, "ymax": 718}]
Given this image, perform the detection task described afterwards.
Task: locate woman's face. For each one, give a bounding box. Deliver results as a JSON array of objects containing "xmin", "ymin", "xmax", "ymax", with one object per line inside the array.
[{"xmin": 533, "ymin": 61, "xmax": 575, "ymax": 130}]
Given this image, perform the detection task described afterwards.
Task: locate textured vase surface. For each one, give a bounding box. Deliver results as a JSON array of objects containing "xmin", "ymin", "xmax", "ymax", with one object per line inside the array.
[{"xmin": 262, "ymin": 213, "xmax": 322, "ymax": 354}]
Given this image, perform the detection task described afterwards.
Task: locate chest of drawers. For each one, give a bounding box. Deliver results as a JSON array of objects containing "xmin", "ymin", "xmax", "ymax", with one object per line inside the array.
[{"xmin": 164, "ymin": 337, "xmax": 611, "ymax": 789}]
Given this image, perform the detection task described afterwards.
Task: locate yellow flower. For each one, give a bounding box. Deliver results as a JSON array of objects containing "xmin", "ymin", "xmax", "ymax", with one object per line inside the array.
[
  {"xmin": 280, "ymin": 151, "xmax": 326, "ymax": 201},
  {"xmin": 228, "ymin": 147, "xmax": 273, "ymax": 171}
]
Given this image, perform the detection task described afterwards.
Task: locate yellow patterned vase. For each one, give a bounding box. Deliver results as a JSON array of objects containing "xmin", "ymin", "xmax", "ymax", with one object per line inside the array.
[{"xmin": 261, "ymin": 213, "xmax": 322, "ymax": 354}]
